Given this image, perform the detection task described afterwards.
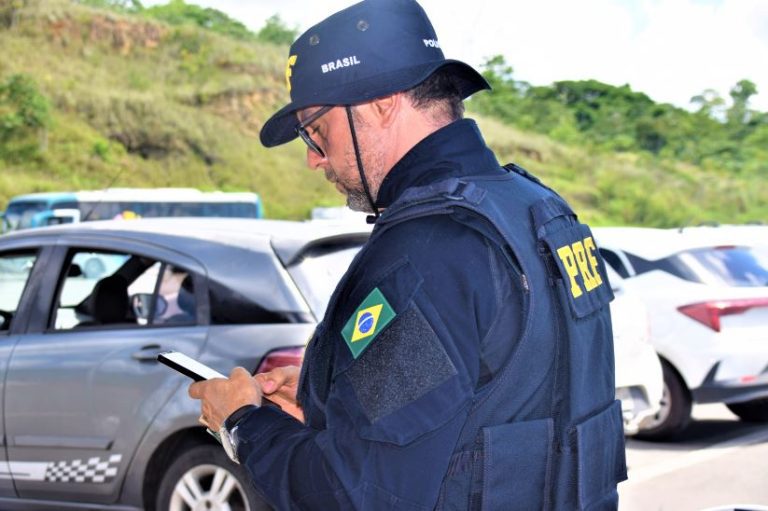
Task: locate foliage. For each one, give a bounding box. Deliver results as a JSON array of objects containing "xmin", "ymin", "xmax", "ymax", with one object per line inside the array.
[
  {"xmin": 76, "ymin": 0, "xmax": 143, "ymax": 12},
  {"xmin": 471, "ymin": 55, "xmax": 767, "ymax": 178},
  {"xmin": 143, "ymin": 0, "xmax": 255, "ymax": 41},
  {"xmin": 256, "ymin": 15, "xmax": 298, "ymax": 46},
  {"xmin": 0, "ymin": 73, "xmax": 51, "ymax": 161}
]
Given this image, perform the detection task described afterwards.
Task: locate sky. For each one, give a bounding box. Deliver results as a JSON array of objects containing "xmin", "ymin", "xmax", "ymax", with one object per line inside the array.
[{"xmin": 143, "ymin": 0, "xmax": 768, "ymax": 112}]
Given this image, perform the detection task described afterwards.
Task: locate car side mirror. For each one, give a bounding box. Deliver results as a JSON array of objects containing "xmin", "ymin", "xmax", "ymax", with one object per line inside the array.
[{"xmin": 131, "ymin": 294, "xmax": 167, "ymax": 320}]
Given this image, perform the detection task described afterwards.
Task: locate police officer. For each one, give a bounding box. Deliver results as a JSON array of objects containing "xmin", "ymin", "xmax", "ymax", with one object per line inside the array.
[{"xmin": 189, "ymin": 0, "xmax": 627, "ymax": 509}]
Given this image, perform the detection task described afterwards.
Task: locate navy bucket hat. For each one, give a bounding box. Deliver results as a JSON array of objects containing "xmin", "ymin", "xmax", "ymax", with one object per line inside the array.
[{"xmin": 259, "ymin": 0, "xmax": 490, "ymax": 148}]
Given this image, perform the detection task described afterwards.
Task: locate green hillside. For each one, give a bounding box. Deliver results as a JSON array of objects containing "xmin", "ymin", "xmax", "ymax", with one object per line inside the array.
[{"xmin": 0, "ymin": 0, "xmax": 766, "ymax": 225}]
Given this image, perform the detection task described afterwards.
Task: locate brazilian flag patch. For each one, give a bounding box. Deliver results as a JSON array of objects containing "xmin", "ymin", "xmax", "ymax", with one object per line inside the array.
[{"xmin": 341, "ymin": 287, "xmax": 396, "ymax": 359}]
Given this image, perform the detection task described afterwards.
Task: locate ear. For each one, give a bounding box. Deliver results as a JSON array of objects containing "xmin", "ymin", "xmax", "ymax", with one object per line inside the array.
[{"xmin": 368, "ymin": 93, "xmax": 402, "ymax": 128}]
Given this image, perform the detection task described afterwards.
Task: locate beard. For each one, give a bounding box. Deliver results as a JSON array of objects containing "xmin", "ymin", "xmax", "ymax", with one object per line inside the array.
[
  {"xmin": 347, "ymin": 190, "xmax": 373, "ymax": 212},
  {"xmin": 340, "ymin": 138, "xmax": 386, "ymax": 213}
]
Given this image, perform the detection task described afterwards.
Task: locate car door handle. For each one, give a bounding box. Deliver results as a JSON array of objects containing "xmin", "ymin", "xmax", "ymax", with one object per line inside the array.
[{"xmin": 132, "ymin": 344, "xmax": 164, "ymax": 362}]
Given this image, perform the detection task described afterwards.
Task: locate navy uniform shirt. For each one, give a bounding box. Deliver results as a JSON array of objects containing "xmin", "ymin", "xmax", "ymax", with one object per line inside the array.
[{"xmin": 234, "ymin": 120, "xmax": 525, "ymax": 509}]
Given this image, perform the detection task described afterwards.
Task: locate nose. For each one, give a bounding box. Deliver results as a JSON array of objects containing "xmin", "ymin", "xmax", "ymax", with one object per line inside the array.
[{"xmin": 306, "ymin": 147, "xmax": 328, "ymax": 170}]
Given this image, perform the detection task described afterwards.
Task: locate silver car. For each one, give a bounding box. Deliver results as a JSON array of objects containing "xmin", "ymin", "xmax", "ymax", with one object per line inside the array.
[{"xmin": 0, "ymin": 218, "xmax": 369, "ymax": 510}]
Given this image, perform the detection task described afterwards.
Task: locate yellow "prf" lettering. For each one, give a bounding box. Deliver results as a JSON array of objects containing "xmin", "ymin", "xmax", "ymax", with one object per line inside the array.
[
  {"xmin": 556, "ymin": 236, "xmax": 604, "ymax": 298},
  {"xmin": 285, "ymin": 55, "xmax": 298, "ymax": 92},
  {"xmin": 583, "ymin": 236, "xmax": 603, "ymax": 288}
]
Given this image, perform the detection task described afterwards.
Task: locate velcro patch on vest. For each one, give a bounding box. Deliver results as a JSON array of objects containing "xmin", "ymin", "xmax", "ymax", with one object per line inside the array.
[
  {"xmin": 345, "ymin": 303, "xmax": 457, "ymax": 423},
  {"xmin": 341, "ymin": 287, "xmax": 396, "ymax": 359}
]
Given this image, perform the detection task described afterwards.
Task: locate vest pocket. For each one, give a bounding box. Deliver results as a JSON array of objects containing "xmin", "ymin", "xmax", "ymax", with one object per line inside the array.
[
  {"xmin": 481, "ymin": 418, "xmax": 554, "ymax": 510},
  {"xmin": 574, "ymin": 400, "xmax": 627, "ymax": 509}
]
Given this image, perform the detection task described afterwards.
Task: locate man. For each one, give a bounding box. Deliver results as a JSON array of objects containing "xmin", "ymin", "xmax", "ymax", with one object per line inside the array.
[{"xmin": 189, "ymin": 0, "xmax": 627, "ymax": 509}]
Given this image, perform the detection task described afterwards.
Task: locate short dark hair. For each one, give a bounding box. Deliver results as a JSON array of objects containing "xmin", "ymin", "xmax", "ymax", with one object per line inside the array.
[{"xmin": 405, "ymin": 68, "xmax": 465, "ymax": 122}]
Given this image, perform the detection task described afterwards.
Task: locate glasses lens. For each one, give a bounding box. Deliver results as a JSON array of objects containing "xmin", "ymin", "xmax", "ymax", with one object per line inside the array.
[
  {"xmin": 298, "ymin": 126, "xmax": 324, "ymax": 157},
  {"xmin": 295, "ymin": 106, "xmax": 332, "ymax": 158}
]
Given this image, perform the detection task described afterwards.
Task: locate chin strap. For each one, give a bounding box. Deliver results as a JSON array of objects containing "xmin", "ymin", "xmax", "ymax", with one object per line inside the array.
[{"xmin": 345, "ymin": 106, "xmax": 380, "ymax": 223}]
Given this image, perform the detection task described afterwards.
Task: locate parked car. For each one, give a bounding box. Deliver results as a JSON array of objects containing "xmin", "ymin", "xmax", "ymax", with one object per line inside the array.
[
  {"xmin": 594, "ymin": 226, "xmax": 768, "ymax": 440},
  {"xmin": 606, "ymin": 263, "xmax": 664, "ymax": 435},
  {"xmin": 0, "ymin": 217, "xmax": 369, "ymax": 510}
]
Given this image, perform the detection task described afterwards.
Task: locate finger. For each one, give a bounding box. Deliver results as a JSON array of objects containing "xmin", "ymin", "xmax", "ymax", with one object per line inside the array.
[
  {"xmin": 260, "ymin": 377, "xmax": 278, "ymax": 394},
  {"xmin": 188, "ymin": 381, "xmax": 204, "ymax": 399},
  {"xmin": 258, "ymin": 366, "xmax": 295, "ymax": 392},
  {"xmin": 229, "ymin": 366, "xmax": 251, "ymax": 381}
]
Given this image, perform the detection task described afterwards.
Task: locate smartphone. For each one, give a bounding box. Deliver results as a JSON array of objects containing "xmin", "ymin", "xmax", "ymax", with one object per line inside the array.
[
  {"xmin": 158, "ymin": 351, "xmax": 280, "ymax": 410},
  {"xmin": 157, "ymin": 351, "xmax": 226, "ymax": 381}
]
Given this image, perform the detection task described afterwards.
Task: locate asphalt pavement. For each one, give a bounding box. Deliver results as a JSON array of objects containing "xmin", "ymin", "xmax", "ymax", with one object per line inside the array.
[{"xmin": 620, "ymin": 404, "xmax": 768, "ymax": 511}]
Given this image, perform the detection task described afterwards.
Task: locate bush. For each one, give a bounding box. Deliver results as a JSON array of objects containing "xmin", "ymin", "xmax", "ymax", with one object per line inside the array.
[{"xmin": 0, "ymin": 73, "xmax": 50, "ymax": 160}]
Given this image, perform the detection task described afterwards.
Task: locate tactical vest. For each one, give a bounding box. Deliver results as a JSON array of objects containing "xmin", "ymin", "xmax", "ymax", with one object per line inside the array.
[
  {"xmin": 299, "ymin": 164, "xmax": 627, "ymax": 510},
  {"xmin": 377, "ymin": 164, "xmax": 626, "ymax": 510}
]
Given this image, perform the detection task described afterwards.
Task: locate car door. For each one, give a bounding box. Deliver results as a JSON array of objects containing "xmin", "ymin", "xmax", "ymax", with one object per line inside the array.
[
  {"xmin": 0, "ymin": 246, "xmax": 44, "ymax": 497},
  {"xmin": 3, "ymin": 238, "xmax": 210, "ymax": 505}
]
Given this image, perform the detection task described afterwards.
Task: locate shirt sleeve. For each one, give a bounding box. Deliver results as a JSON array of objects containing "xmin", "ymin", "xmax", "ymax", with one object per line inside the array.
[{"xmin": 234, "ymin": 216, "xmax": 524, "ymax": 510}]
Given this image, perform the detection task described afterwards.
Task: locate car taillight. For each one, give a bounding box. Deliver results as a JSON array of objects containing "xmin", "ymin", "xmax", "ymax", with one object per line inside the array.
[
  {"xmin": 255, "ymin": 346, "xmax": 305, "ymax": 374},
  {"xmin": 677, "ymin": 298, "xmax": 768, "ymax": 332}
]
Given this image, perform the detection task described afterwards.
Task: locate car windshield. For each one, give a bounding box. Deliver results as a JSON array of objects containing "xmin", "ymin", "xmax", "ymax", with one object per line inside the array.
[
  {"xmin": 288, "ymin": 244, "xmax": 363, "ymax": 319},
  {"xmin": 675, "ymin": 246, "xmax": 768, "ymax": 287},
  {"xmin": 3, "ymin": 201, "xmax": 48, "ymax": 231}
]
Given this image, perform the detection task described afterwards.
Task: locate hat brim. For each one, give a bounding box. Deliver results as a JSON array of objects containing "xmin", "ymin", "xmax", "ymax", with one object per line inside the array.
[{"xmin": 259, "ymin": 60, "xmax": 490, "ymax": 148}]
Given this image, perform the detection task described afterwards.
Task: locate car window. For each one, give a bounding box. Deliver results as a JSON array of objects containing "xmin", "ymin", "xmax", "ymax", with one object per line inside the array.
[
  {"xmin": 624, "ymin": 251, "xmax": 701, "ymax": 282},
  {"xmin": 53, "ymin": 249, "xmax": 197, "ymax": 329},
  {"xmin": 598, "ymin": 248, "xmax": 630, "ymax": 279},
  {"xmin": 0, "ymin": 251, "xmax": 37, "ymax": 332},
  {"xmin": 675, "ymin": 246, "xmax": 768, "ymax": 287},
  {"xmin": 288, "ymin": 243, "xmax": 363, "ymax": 319},
  {"xmin": 130, "ymin": 263, "xmax": 197, "ymax": 326}
]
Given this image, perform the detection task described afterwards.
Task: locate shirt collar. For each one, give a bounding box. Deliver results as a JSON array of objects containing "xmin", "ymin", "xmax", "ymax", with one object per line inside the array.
[{"xmin": 375, "ymin": 119, "xmax": 502, "ymax": 208}]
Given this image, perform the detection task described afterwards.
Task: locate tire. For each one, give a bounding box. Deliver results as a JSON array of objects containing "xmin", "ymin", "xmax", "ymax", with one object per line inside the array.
[
  {"xmin": 635, "ymin": 362, "xmax": 692, "ymax": 441},
  {"xmin": 155, "ymin": 444, "xmax": 272, "ymax": 511},
  {"xmin": 727, "ymin": 398, "xmax": 768, "ymax": 422}
]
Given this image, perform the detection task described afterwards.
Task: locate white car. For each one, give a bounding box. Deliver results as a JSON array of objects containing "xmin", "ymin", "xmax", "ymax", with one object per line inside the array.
[
  {"xmin": 594, "ymin": 226, "xmax": 768, "ymax": 440},
  {"xmin": 607, "ymin": 264, "xmax": 664, "ymax": 435}
]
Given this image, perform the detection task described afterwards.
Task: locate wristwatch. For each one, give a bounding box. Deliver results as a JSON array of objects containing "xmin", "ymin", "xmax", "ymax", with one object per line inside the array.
[
  {"xmin": 219, "ymin": 423, "xmax": 241, "ymax": 464},
  {"xmin": 219, "ymin": 404, "xmax": 259, "ymax": 464}
]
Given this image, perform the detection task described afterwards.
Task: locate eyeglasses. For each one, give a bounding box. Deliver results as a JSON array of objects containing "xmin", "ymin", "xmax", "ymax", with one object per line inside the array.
[{"xmin": 295, "ymin": 106, "xmax": 333, "ymax": 157}]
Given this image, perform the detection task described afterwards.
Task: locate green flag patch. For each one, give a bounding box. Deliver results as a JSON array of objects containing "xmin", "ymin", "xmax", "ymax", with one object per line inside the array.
[{"xmin": 341, "ymin": 287, "xmax": 396, "ymax": 359}]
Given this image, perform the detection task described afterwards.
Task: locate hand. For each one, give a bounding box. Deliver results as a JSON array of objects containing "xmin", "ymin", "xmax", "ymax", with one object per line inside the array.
[
  {"xmin": 188, "ymin": 367, "xmax": 262, "ymax": 431},
  {"xmin": 255, "ymin": 365, "xmax": 304, "ymax": 423}
]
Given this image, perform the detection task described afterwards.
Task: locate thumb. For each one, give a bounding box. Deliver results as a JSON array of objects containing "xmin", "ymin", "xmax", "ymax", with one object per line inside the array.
[
  {"xmin": 261, "ymin": 378, "xmax": 277, "ymax": 394},
  {"xmin": 188, "ymin": 381, "xmax": 203, "ymax": 399}
]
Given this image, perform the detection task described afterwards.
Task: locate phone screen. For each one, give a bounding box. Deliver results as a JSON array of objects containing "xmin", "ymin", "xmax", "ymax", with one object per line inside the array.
[{"xmin": 157, "ymin": 351, "xmax": 226, "ymax": 381}]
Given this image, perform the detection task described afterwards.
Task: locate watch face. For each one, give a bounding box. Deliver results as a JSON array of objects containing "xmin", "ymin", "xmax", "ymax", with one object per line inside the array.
[{"xmin": 220, "ymin": 425, "xmax": 240, "ymax": 464}]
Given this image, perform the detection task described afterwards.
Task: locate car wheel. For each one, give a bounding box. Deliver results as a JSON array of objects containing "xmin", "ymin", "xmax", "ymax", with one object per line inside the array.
[
  {"xmin": 726, "ymin": 398, "xmax": 768, "ymax": 422},
  {"xmin": 156, "ymin": 444, "xmax": 271, "ymax": 511},
  {"xmin": 635, "ymin": 362, "xmax": 691, "ymax": 441}
]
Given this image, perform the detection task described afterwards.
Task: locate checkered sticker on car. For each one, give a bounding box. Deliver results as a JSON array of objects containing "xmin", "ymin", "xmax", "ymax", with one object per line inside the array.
[
  {"xmin": 0, "ymin": 454, "xmax": 123, "ymax": 483},
  {"xmin": 44, "ymin": 454, "xmax": 122, "ymax": 483}
]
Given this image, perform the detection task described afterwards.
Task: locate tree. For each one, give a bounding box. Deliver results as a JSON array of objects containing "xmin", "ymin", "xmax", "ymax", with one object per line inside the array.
[
  {"xmin": 467, "ymin": 55, "xmax": 526, "ymax": 125},
  {"xmin": 256, "ymin": 14, "xmax": 298, "ymax": 46},
  {"xmin": 0, "ymin": 0, "xmax": 26, "ymax": 29},
  {"xmin": 0, "ymin": 74, "xmax": 51, "ymax": 159},
  {"xmin": 145, "ymin": 0, "xmax": 255, "ymax": 41},
  {"xmin": 690, "ymin": 89, "xmax": 725, "ymax": 119},
  {"xmin": 77, "ymin": 0, "xmax": 144, "ymax": 13},
  {"xmin": 727, "ymin": 79, "xmax": 757, "ymax": 127}
]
